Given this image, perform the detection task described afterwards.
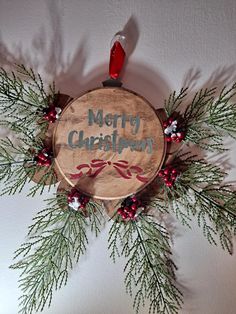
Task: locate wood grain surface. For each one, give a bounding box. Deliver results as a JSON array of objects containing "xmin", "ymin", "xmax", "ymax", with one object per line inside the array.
[{"xmin": 53, "ymin": 87, "xmax": 166, "ymax": 200}]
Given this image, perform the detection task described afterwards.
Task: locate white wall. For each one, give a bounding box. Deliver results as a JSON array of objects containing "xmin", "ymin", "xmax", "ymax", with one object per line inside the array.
[{"xmin": 0, "ymin": 1, "xmax": 236, "ymax": 313}]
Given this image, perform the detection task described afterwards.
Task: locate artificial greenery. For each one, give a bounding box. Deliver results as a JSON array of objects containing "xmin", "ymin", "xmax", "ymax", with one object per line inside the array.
[
  {"xmin": 153, "ymin": 153, "xmax": 236, "ymax": 254},
  {"xmin": 10, "ymin": 194, "xmax": 104, "ymax": 314},
  {"xmin": 0, "ymin": 64, "xmax": 56, "ymax": 136},
  {"xmin": 0, "ymin": 64, "xmax": 235, "ymax": 314},
  {"xmin": 108, "ymin": 214, "xmax": 183, "ymax": 314},
  {"xmin": 0, "ymin": 137, "xmax": 56, "ymax": 196},
  {"xmin": 164, "ymin": 84, "xmax": 236, "ymax": 151}
]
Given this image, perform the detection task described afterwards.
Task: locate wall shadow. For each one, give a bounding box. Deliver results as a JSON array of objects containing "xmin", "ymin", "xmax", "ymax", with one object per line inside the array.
[{"xmin": 1, "ymin": 2, "xmax": 236, "ymax": 310}]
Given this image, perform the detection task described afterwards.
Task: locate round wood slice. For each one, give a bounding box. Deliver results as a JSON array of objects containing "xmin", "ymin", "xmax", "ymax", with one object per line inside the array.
[{"xmin": 53, "ymin": 87, "xmax": 166, "ymax": 200}]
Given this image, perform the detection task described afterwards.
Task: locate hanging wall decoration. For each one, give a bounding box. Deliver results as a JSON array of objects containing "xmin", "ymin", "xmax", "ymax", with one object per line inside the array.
[{"xmin": 1, "ymin": 32, "xmax": 236, "ymax": 314}]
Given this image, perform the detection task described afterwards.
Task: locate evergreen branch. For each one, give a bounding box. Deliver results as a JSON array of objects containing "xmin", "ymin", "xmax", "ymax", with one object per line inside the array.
[
  {"xmin": 0, "ymin": 137, "xmax": 56, "ymax": 196},
  {"xmin": 164, "ymin": 84, "xmax": 236, "ymax": 151},
  {"xmin": 0, "ymin": 65, "xmax": 56, "ymax": 136},
  {"xmin": 157, "ymin": 156, "xmax": 236, "ymax": 254},
  {"xmin": 108, "ymin": 216, "xmax": 183, "ymax": 314},
  {"xmin": 10, "ymin": 194, "xmax": 104, "ymax": 314},
  {"xmin": 164, "ymin": 88, "xmax": 188, "ymax": 117}
]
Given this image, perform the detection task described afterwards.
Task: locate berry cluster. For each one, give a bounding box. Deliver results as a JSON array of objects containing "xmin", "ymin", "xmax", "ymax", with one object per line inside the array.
[
  {"xmin": 158, "ymin": 166, "xmax": 179, "ymax": 187},
  {"xmin": 43, "ymin": 105, "xmax": 61, "ymax": 123},
  {"xmin": 67, "ymin": 189, "xmax": 90, "ymax": 211},
  {"xmin": 117, "ymin": 196, "xmax": 143, "ymax": 221},
  {"xmin": 34, "ymin": 148, "xmax": 52, "ymax": 167},
  {"xmin": 163, "ymin": 117, "xmax": 185, "ymax": 143}
]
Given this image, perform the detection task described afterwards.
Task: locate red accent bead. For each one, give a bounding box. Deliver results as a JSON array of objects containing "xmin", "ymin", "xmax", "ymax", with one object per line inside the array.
[
  {"xmin": 49, "ymin": 110, "xmax": 55, "ymax": 118},
  {"xmin": 123, "ymin": 206, "xmax": 130, "ymax": 213},
  {"xmin": 131, "ymin": 204, "xmax": 137, "ymax": 211},
  {"xmin": 163, "ymin": 121, "xmax": 168, "ymax": 128},
  {"xmin": 171, "ymin": 168, "xmax": 177, "ymax": 174},
  {"xmin": 109, "ymin": 41, "xmax": 126, "ymax": 79},
  {"xmin": 168, "ymin": 117, "xmax": 173, "ymax": 124},
  {"xmin": 44, "ymin": 160, "xmax": 51, "ymax": 167},
  {"xmin": 67, "ymin": 195, "xmax": 73, "ymax": 202},
  {"xmin": 36, "ymin": 160, "xmax": 43, "ymax": 166},
  {"xmin": 37, "ymin": 152, "xmax": 46, "ymax": 161},
  {"xmin": 49, "ymin": 117, "xmax": 56, "ymax": 123},
  {"xmin": 171, "ymin": 174, "xmax": 177, "ymax": 180},
  {"xmin": 164, "ymin": 168, "xmax": 170, "ymax": 175},
  {"xmin": 121, "ymin": 212, "xmax": 128, "ymax": 220},
  {"xmin": 117, "ymin": 208, "xmax": 123, "ymax": 215},
  {"xmin": 128, "ymin": 210, "xmax": 135, "ymax": 218},
  {"xmin": 177, "ymin": 131, "xmax": 185, "ymax": 139},
  {"xmin": 158, "ymin": 170, "xmax": 164, "ymax": 177}
]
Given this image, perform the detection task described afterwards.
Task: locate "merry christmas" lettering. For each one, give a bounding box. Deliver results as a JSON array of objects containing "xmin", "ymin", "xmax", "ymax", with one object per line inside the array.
[
  {"xmin": 68, "ymin": 130, "xmax": 154, "ymax": 154},
  {"xmin": 67, "ymin": 109, "xmax": 155, "ymax": 154},
  {"xmin": 88, "ymin": 109, "xmax": 140, "ymax": 134}
]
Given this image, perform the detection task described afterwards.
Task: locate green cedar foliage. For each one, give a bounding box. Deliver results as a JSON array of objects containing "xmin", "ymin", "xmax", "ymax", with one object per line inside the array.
[{"xmin": 10, "ymin": 194, "xmax": 104, "ymax": 314}]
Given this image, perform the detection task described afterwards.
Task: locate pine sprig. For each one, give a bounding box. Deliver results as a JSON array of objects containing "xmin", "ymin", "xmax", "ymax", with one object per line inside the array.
[
  {"xmin": 0, "ymin": 65, "xmax": 56, "ymax": 136},
  {"xmin": 108, "ymin": 216, "xmax": 183, "ymax": 314},
  {"xmin": 0, "ymin": 137, "xmax": 56, "ymax": 196},
  {"xmin": 164, "ymin": 84, "xmax": 236, "ymax": 151},
  {"xmin": 155, "ymin": 156, "xmax": 236, "ymax": 254},
  {"xmin": 10, "ymin": 194, "xmax": 104, "ymax": 314}
]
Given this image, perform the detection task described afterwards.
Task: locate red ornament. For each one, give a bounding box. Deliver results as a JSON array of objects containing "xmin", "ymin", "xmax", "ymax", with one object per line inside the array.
[
  {"xmin": 67, "ymin": 188, "xmax": 90, "ymax": 211},
  {"xmin": 43, "ymin": 105, "xmax": 61, "ymax": 123},
  {"xmin": 163, "ymin": 116, "xmax": 185, "ymax": 143},
  {"xmin": 117, "ymin": 195, "xmax": 144, "ymax": 221},
  {"xmin": 109, "ymin": 40, "xmax": 126, "ymax": 80},
  {"xmin": 34, "ymin": 148, "xmax": 52, "ymax": 167},
  {"xmin": 158, "ymin": 166, "xmax": 179, "ymax": 187}
]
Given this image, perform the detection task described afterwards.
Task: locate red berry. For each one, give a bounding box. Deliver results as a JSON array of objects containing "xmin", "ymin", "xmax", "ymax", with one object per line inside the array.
[
  {"xmin": 37, "ymin": 160, "xmax": 43, "ymax": 166},
  {"xmin": 168, "ymin": 117, "xmax": 173, "ymax": 124},
  {"xmin": 117, "ymin": 208, "xmax": 123, "ymax": 215},
  {"xmin": 158, "ymin": 170, "xmax": 164, "ymax": 177},
  {"xmin": 131, "ymin": 196, "xmax": 137, "ymax": 203},
  {"xmin": 177, "ymin": 131, "xmax": 185, "ymax": 139},
  {"xmin": 80, "ymin": 204, "xmax": 85, "ymax": 209},
  {"xmin": 128, "ymin": 210, "xmax": 135, "ymax": 218},
  {"xmin": 131, "ymin": 204, "xmax": 137, "ymax": 211},
  {"xmin": 49, "ymin": 117, "xmax": 56, "ymax": 123},
  {"xmin": 171, "ymin": 168, "xmax": 177, "ymax": 174},
  {"xmin": 49, "ymin": 109, "xmax": 56, "ymax": 117},
  {"xmin": 166, "ymin": 181, "xmax": 173, "ymax": 187},
  {"xmin": 121, "ymin": 212, "xmax": 128, "ymax": 220},
  {"xmin": 165, "ymin": 137, "xmax": 172, "ymax": 142},
  {"xmin": 163, "ymin": 121, "xmax": 168, "ymax": 128},
  {"xmin": 37, "ymin": 152, "xmax": 46, "ymax": 161},
  {"xmin": 171, "ymin": 174, "xmax": 177, "ymax": 180},
  {"xmin": 67, "ymin": 195, "xmax": 73, "ymax": 202},
  {"xmin": 44, "ymin": 160, "xmax": 51, "ymax": 167},
  {"xmin": 164, "ymin": 168, "xmax": 170, "ymax": 175},
  {"xmin": 123, "ymin": 206, "xmax": 130, "ymax": 213}
]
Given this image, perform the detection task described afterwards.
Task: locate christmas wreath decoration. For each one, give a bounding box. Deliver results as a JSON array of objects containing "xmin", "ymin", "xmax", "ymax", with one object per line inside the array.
[{"xmin": 1, "ymin": 33, "xmax": 236, "ymax": 314}]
